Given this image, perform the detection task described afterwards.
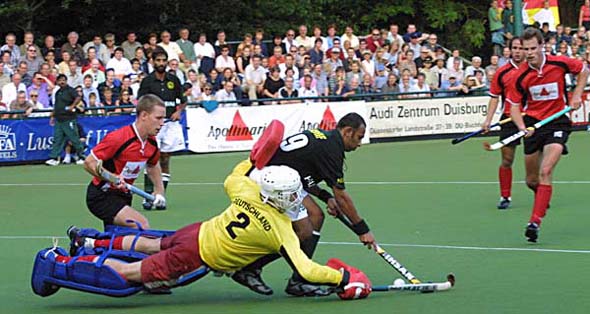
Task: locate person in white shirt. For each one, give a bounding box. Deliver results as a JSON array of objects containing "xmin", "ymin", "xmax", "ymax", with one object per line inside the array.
[
  {"xmin": 157, "ymin": 31, "xmax": 185, "ymax": 63},
  {"xmin": 193, "ymin": 33, "xmax": 215, "ymax": 70},
  {"xmin": 341, "ymin": 26, "xmax": 360, "ymax": 50},
  {"xmin": 215, "ymin": 80, "xmax": 237, "ymax": 107},
  {"xmin": 105, "ymin": 48, "xmax": 132, "ymax": 80},
  {"xmin": 295, "ymin": 25, "xmax": 314, "ymax": 50},
  {"xmin": 2, "ymin": 73, "xmax": 27, "ymax": 104},
  {"xmin": 215, "ymin": 45, "xmax": 236, "ymax": 72},
  {"xmin": 409, "ymin": 73, "xmax": 431, "ymax": 98},
  {"xmin": 243, "ymin": 55, "xmax": 266, "ymax": 100},
  {"xmin": 297, "ymin": 74, "xmax": 318, "ymax": 102}
]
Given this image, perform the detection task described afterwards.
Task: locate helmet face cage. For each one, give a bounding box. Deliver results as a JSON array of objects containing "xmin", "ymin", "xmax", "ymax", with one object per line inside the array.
[{"xmin": 258, "ymin": 166, "xmax": 304, "ymax": 214}]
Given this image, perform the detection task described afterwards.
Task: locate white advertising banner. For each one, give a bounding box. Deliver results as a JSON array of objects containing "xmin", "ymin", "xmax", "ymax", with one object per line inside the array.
[
  {"xmin": 186, "ymin": 101, "xmax": 369, "ymax": 153},
  {"xmin": 366, "ymin": 96, "xmax": 500, "ymax": 138}
]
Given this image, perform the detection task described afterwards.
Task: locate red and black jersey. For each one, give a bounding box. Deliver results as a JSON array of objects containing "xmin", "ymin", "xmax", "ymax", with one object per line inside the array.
[
  {"xmin": 506, "ymin": 54, "xmax": 584, "ymax": 120},
  {"xmin": 488, "ymin": 60, "xmax": 520, "ymax": 115},
  {"xmin": 90, "ymin": 123, "xmax": 160, "ymax": 187}
]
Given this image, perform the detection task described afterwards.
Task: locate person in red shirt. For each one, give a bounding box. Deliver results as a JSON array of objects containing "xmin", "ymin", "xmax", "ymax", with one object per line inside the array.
[
  {"xmin": 82, "ymin": 94, "xmax": 167, "ymax": 228},
  {"xmin": 506, "ymin": 28, "xmax": 589, "ymax": 242},
  {"xmin": 481, "ymin": 37, "xmax": 524, "ymax": 210}
]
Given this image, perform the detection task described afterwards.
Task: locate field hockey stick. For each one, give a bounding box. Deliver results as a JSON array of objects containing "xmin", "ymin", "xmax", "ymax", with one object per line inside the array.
[
  {"xmin": 483, "ymin": 106, "xmax": 571, "ymax": 151},
  {"xmin": 372, "ymin": 274, "xmax": 455, "ymax": 293},
  {"xmin": 335, "ymin": 213, "xmax": 420, "ymax": 284},
  {"xmin": 96, "ymin": 160, "xmax": 155, "ymax": 201},
  {"xmin": 451, "ymin": 113, "xmax": 525, "ymax": 145}
]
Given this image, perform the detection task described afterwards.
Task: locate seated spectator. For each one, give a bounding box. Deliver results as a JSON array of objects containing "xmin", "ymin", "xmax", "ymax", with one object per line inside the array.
[
  {"xmin": 295, "ymin": 25, "xmax": 313, "ymax": 50},
  {"xmin": 269, "ymin": 34, "xmax": 287, "ymax": 55},
  {"xmin": 121, "ymin": 32, "xmax": 142, "ymax": 61},
  {"xmin": 498, "ymin": 46, "xmax": 512, "ymax": 67},
  {"xmin": 374, "ymin": 64, "xmax": 388, "ymax": 90},
  {"xmin": 465, "ymin": 56, "xmax": 487, "ymax": 84},
  {"xmin": 459, "ymin": 75, "xmax": 486, "ymax": 95},
  {"xmin": 284, "ymin": 68, "xmax": 299, "ymax": 89},
  {"xmin": 106, "ymin": 48, "xmax": 132, "ymax": 80},
  {"xmin": 0, "ymin": 63, "xmax": 10, "ymax": 89},
  {"xmin": 341, "ymin": 77, "xmax": 360, "ymax": 99},
  {"xmin": 28, "ymin": 90, "xmax": 50, "ymax": 117},
  {"xmin": 215, "ymin": 80, "xmax": 237, "ymax": 107},
  {"xmin": 83, "ymin": 59, "xmax": 106, "ymax": 88},
  {"xmin": 253, "ymin": 28, "xmax": 268, "ymax": 57},
  {"xmin": 60, "ymin": 31, "xmax": 85, "ymax": 65},
  {"xmin": 116, "ymin": 90, "xmax": 134, "ymax": 113},
  {"xmin": 446, "ymin": 50, "xmax": 464, "ymax": 70},
  {"xmin": 221, "ymin": 68, "xmax": 242, "ymax": 98},
  {"xmin": 199, "ymin": 83, "xmax": 214, "ymax": 101},
  {"xmin": 2, "ymin": 73, "xmax": 26, "ymax": 104},
  {"xmin": 447, "ymin": 58, "xmax": 465, "ymax": 83},
  {"xmin": 215, "ymin": 45, "xmax": 235, "ymax": 73},
  {"xmin": 143, "ymin": 33, "xmax": 158, "ymax": 52},
  {"xmin": 326, "ymin": 38, "xmax": 345, "ymax": 61},
  {"xmin": 243, "ymin": 54, "xmax": 266, "ymax": 101},
  {"xmin": 81, "ymin": 74, "xmax": 100, "ymax": 105},
  {"xmin": 341, "ymin": 25, "xmax": 360, "ymax": 50},
  {"xmin": 236, "ymin": 46, "xmax": 251, "ymax": 77},
  {"xmin": 41, "ymin": 35, "xmax": 61, "ymax": 63},
  {"xmin": 20, "ymin": 45, "xmax": 43, "ymax": 76},
  {"xmin": 16, "ymin": 62, "xmax": 33, "ymax": 87},
  {"xmin": 101, "ymin": 86, "xmax": 117, "ymax": 114},
  {"xmin": 328, "ymin": 66, "xmax": 346, "ymax": 94},
  {"xmin": 186, "ymin": 70, "xmax": 202, "ymax": 101},
  {"xmin": 309, "ymin": 38, "xmax": 324, "ymax": 66},
  {"xmin": 128, "ymin": 58, "xmax": 143, "ymax": 82},
  {"xmin": 298, "ymin": 67, "xmax": 315, "ymax": 90},
  {"xmin": 1, "ymin": 51, "xmax": 15, "ymax": 76},
  {"xmin": 58, "ymin": 51, "xmax": 72, "ymax": 75},
  {"xmin": 207, "ymin": 69, "xmax": 223, "ymax": 92},
  {"xmin": 85, "ymin": 91, "xmax": 104, "ymax": 115},
  {"xmin": 430, "ymin": 56, "xmax": 449, "ymax": 90},
  {"xmin": 343, "ymin": 47, "xmax": 358, "ymax": 72},
  {"xmin": 176, "ymin": 28, "xmax": 195, "ymax": 65},
  {"xmin": 9, "ymin": 91, "xmax": 34, "ymax": 118},
  {"xmin": 324, "ymin": 48, "xmax": 343, "ymax": 76},
  {"xmin": 158, "ymin": 31, "xmax": 185, "ymax": 63},
  {"xmin": 298, "ymin": 74, "xmax": 318, "ymax": 102},
  {"xmin": 66, "ymin": 60, "xmax": 83, "ymax": 88},
  {"xmin": 236, "ymin": 33, "xmax": 254, "ymax": 57},
  {"xmin": 415, "ymin": 47, "xmax": 433, "ymax": 69},
  {"xmin": 312, "ymin": 63, "xmax": 329, "ymax": 98},
  {"xmin": 97, "ymin": 69, "xmax": 121, "ymax": 103},
  {"xmin": 83, "ymin": 35, "xmax": 109, "ymax": 64},
  {"xmin": 359, "ymin": 73, "xmax": 376, "ymax": 96},
  {"xmin": 278, "ymin": 76, "xmax": 300, "ymax": 104},
  {"xmin": 167, "ymin": 59, "xmax": 185, "ymax": 84},
  {"xmin": 438, "ymin": 75, "xmax": 468, "ymax": 97},
  {"xmin": 398, "ymin": 70, "xmax": 414, "ymax": 99},
  {"xmin": 0, "ymin": 91, "xmax": 7, "ymax": 118},
  {"xmin": 262, "ymin": 66, "xmax": 284, "ymax": 102},
  {"xmin": 381, "ymin": 73, "xmax": 399, "ymax": 99},
  {"xmin": 279, "ymin": 54, "xmax": 299, "ymax": 79},
  {"xmin": 43, "ymin": 51, "xmax": 59, "ymax": 75},
  {"xmin": 81, "ymin": 47, "xmax": 105, "ymax": 73},
  {"xmin": 268, "ymin": 46, "xmax": 285, "ymax": 68},
  {"xmin": 130, "ymin": 72, "xmax": 144, "ymax": 99},
  {"xmin": 410, "ymin": 73, "xmax": 431, "ymax": 98},
  {"xmin": 27, "ymin": 71, "xmax": 53, "ymax": 109},
  {"xmin": 397, "ymin": 50, "xmax": 417, "ymax": 78}
]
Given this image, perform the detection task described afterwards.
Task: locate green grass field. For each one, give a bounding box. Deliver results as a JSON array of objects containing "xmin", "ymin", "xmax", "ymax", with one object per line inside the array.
[{"xmin": 2, "ymin": 132, "xmax": 590, "ymax": 314}]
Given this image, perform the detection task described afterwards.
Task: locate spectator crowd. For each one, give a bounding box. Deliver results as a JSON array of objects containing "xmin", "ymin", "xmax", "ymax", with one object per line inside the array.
[{"xmin": 1, "ymin": 8, "xmax": 588, "ymax": 118}]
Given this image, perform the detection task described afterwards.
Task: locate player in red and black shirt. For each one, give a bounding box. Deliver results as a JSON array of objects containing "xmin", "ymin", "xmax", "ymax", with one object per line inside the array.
[
  {"xmin": 482, "ymin": 37, "xmax": 525, "ymax": 210},
  {"xmin": 82, "ymin": 95, "xmax": 167, "ymax": 228},
  {"xmin": 505, "ymin": 28, "xmax": 589, "ymax": 242}
]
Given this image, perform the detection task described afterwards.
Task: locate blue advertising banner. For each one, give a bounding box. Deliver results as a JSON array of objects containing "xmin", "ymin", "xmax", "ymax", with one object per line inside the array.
[{"xmin": 0, "ymin": 115, "xmax": 136, "ymax": 163}]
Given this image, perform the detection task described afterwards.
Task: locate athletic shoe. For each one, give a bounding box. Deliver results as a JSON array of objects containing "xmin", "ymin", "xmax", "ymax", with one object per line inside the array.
[
  {"xmin": 525, "ymin": 223, "xmax": 539, "ymax": 243},
  {"xmin": 155, "ymin": 204, "xmax": 167, "ymax": 210},
  {"xmin": 497, "ymin": 197, "xmax": 511, "ymax": 210},
  {"xmin": 45, "ymin": 159, "xmax": 59, "ymax": 166},
  {"xmin": 284, "ymin": 278, "xmax": 331, "ymax": 297},
  {"xmin": 142, "ymin": 199, "xmax": 153, "ymax": 210},
  {"xmin": 62, "ymin": 155, "xmax": 71, "ymax": 164},
  {"xmin": 66, "ymin": 225, "xmax": 84, "ymax": 256},
  {"xmin": 75, "ymin": 159, "xmax": 85, "ymax": 165},
  {"xmin": 231, "ymin": 269, "xmax": 273, "ymax": 295}
]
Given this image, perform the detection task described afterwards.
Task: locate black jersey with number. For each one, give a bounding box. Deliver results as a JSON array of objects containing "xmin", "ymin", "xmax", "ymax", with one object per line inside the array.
[
  {"xmin": 268, "ymin": 129, "xmax": 345, "ymax": 191},
  {"xmin": 137, "ymin": 72, "xmax": 187, "ymax": 118}
]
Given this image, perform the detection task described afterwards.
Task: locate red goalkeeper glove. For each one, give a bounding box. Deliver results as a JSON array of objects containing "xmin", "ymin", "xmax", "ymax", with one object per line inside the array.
[{"xmin": 327, "ymin": 258, "xmax": 371, "ymax": 300}]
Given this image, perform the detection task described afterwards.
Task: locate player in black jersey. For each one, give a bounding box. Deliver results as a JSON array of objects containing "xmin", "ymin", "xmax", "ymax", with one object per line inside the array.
[
  {"xmin": 232, "ymin": 112, "xmax": 376, "ymax": 297},
  {"xmin": 137, "ymin": 47, "xmax": 187, "ymax": 210}
]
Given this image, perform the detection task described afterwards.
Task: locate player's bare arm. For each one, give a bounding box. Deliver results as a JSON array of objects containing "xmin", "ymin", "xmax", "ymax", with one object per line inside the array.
[
  {"xmin": 510, "ymin": 101, "xmax": 531, "ymax": 136},
  {"xmin": 146, "ymin": 162, "xmax": 165, "ymax": 196},
  {"xmin": 482, "ymin": 97, "xmax": 499, "ymax": 132},
  {"xmin": 83, "ymin": 154, "xmax": 126, "ymax": 190},
  {"xmin": 572, "ymin": 68, "xmax": 589, "ymax": 110}
]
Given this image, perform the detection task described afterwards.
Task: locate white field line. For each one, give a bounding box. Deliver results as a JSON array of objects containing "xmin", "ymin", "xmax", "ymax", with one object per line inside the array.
[
  {"xmin": 1, "ymin": 180, "xmax": 590, "ymax": 187},
  {"xmin": 2, "ymin": 236, "xmax": 590, "ymax": 254}
]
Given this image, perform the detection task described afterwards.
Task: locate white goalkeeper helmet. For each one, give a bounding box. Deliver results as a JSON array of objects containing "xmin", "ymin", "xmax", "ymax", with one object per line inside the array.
[{"xmin": 251, "ymin": 165, "xmax": 304, "ymax": 214}]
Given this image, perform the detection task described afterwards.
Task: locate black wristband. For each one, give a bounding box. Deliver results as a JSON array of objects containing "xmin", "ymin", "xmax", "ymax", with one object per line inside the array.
[
  {"xmin": 351, "ymin": 219, "xmax": 370, "ymax": 235},
  {"xmin": 318, "ymin": 189, "xmax": 333, "ymax": 203}
]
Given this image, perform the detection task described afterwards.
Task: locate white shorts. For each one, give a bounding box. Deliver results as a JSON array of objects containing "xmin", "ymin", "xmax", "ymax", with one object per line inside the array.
[
  {"xmin": 287, "ymin": 190, "xmax": 309, "ymax": 222},
  {"xmin": 156, "ymin": 120, "xmax": 186, "ymax": 153}
]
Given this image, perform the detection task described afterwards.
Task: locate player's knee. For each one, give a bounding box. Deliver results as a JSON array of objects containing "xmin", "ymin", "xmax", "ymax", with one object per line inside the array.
[
  {"xmin": 526, "ymin": 179, "xmax": 538, "ymax": 191},
  {"xmin": 539, "ymin": 165, "xmax": 554, "ymax": 181}
]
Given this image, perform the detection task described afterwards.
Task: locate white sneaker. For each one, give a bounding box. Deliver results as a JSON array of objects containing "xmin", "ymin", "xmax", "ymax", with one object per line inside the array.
[
  {"xmin": 45, "ymin": 159, "xmax": 59, "ymax": 166},
  {"xmin": 62, "ymin": 155, "xmax": 71, "ymax": 164},
  {"xmin": 75, "ymin": 159, "xmax": 84, "ymax": 165}
]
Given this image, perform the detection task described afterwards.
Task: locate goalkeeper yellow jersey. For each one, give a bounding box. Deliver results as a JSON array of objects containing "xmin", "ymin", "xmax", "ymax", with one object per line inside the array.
[{"xmin": 199, "ymin": 160, "xmax": 343, "ymax": 286}]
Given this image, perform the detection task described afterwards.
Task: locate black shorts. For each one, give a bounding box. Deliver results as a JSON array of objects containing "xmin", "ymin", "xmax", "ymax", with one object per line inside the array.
[
  {"xmin": 523, "ymin": 115, "xmax": 571, "ymax": 155},
  {"xmin": 499, "ymin": 114, "xmax": 521, "ymax": 147},
  {"xmin": 86, "ymin": 183, "xmax": 132, "ymax": 225}
]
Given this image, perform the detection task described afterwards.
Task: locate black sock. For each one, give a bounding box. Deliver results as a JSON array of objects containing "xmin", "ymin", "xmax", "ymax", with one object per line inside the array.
[
  {"xmin": 291, "ymin": 232, "xmax": 320, "ymax": 282},
  {"xmin": 162, "ymin": 173, "xmax": 170, "ymax": 191}
]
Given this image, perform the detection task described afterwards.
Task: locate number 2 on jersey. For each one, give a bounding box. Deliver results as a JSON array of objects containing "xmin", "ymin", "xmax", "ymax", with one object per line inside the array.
[
  {"xmin": 280, "ymin": 133, "xmax": 309, "ymax": 152},
  {"xmin": 225, "ymin": 213, "xmax": 250, "ymax": 239}
]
